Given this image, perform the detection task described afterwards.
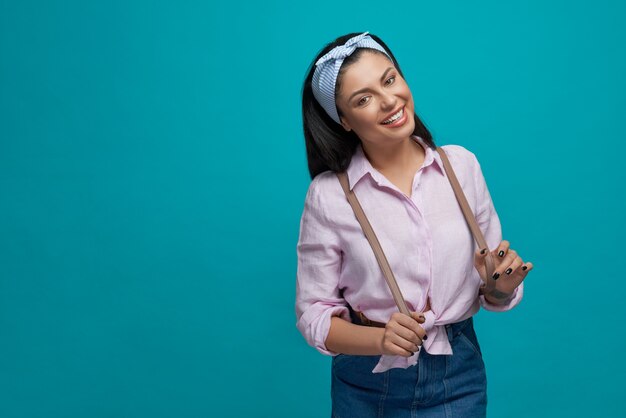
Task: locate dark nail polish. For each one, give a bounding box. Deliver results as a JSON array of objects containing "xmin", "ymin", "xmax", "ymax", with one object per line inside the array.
[
  {"xmin": 492, "ymin": 272, "xmax": 500, "ymax": 280},
  {"xmin": 423, "ymin": 335, "xmax": 428, "ymax": 341},
  {"xmin": 480, "ymin": 248, "xmax": 486, "ymax": 255},
  {"xmin": 522, "ymin": 265, "xmax": 528, "ymax": 271},
  {"xmin": 505, "ymin": 268, "xmax": 512, "ymax": 275},
  {"xmin": 498, "ymin": 250, "xmax": 505, "ymax": 257}
]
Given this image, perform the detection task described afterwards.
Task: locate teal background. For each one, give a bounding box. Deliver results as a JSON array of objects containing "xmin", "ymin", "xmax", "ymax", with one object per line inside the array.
[{"xmin": 1, "ymin": 0, "xmax": 624, "ymax": 416}]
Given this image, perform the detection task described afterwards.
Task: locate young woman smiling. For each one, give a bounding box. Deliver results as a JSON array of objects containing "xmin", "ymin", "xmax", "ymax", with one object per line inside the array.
[{"xmin": 295, "ymin": 32, "xmax": 533, "ymax": 417}]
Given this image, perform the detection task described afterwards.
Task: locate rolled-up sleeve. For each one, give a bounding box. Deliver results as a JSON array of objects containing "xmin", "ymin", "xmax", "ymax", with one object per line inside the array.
[
  {"xmin": 295, "ymin": 176, "xmax": 351, "ymax": 356},
  {"xmin": 470, "ymin": 153, "xmax": 524, "ymax": 312}
]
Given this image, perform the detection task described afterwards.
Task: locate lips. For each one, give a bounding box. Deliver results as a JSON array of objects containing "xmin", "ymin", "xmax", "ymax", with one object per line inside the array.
[{"xmin": 380, "ymin": 106, "xmax": 405, "ymax": 125}]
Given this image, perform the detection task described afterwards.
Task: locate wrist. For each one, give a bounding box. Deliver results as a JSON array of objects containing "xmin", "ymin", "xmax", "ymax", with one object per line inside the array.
[
  {"xmin": 376, "ymin": 327, "xmax": 386, "ymax": 355},
  {"xmin": 483, "ymin": 288, "xmax": 514, "ymax": 305}
]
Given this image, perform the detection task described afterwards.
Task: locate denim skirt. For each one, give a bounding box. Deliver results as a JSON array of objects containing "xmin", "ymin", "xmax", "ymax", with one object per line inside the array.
[{"xmin": 331, "ymin": 316, "xmax": 487, "ymax": 418}]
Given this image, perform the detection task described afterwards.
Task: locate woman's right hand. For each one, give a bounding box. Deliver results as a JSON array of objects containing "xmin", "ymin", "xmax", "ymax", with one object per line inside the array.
[{"xmin": 380, "ymin": 312, "xmax": 428, "ymax": 357}]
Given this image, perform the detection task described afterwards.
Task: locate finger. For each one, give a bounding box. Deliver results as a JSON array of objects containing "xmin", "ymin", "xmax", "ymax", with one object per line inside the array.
[
  {"xmin": 518, "ymin": 261, "xmax": 534, "ymax": 277},
  {"xmin": 388, "ymin": 332, "xmax": 422, "ymax": 354},
  {"xmin": 492, "ymin": 249, "xmax": 518, "ymax": 280},
  {"xmin": 495, "ymin": 240, "xmax": 511, "ymax": 259},
  {"xmin": 507, "ymin": 260, "xmax": 534, "ymax": 290},
  {"xmin": 414, "ymin": 324, "xmax": 427, "ymax": 341},
  {"xmin": 392, "ymin": 312, "xmax": 425, "ymax": 336},
  {"xmin": 386, "ymin": 321, "xmax": 421, "ymax": 344},
  {"xmin": 381, "ymin": 337, "xmax": 416, "ymax": 357},
  {"xmin": 503, "ymin": 256, "xmax": 524, "ymax": 277},
  {"xmin": 396, "ymin": 343, "xmax": 418, "ymax": 357},
  {"xmin": 475, "ymin": 246, "xmax": 488, "ymax": 259},
  {"xmin": 474, "ymin": 246, "xmax": 490, "ymax": 270}
]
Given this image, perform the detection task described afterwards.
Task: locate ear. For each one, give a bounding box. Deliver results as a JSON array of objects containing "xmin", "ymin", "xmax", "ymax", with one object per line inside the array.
[{"xmin": 339, "ymin": 116, "xmax": 352, "ymax": 132}]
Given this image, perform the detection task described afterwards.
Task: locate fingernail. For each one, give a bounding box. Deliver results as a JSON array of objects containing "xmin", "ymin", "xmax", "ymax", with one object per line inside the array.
[
  {"xmin": 498, "ymin": 250, "xmax": 505, "ymax": 257},
  {"xmin": 492, "ymin": 272, "xmax": 500, "ymax": 280},
  {"xmin": 423, "ymin": 334, "xmax": 428, "ymax": 340},
  {"xmin": 522, "ymin": 265, "xmax": 528, "ymax": 271},
  {"xmin": 480, "ymin": 248, "xmax": 486, "ymax": 255},
  {"xmin": 505, "ymin": 268, "xmax": 512, "ymax": 275}
]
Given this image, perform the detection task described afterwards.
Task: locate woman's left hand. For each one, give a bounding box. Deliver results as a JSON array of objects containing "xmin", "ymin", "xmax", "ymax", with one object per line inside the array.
[{"xmin": 473, "ymin": 240, "xmax": 534, "ymax": 303}]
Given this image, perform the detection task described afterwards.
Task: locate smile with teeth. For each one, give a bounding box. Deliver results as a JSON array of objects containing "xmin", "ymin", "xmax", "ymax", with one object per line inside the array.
[{"xmin": 381, "ymin": 107, "xmax": 404, "ymax": 124}]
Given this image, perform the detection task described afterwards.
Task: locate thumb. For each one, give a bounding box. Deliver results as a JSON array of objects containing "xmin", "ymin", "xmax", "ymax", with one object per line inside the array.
[
  {"xmin": 410, "ymin": 311, "xmax": 426, "ymax": 324},
  {"xmin": 474, "ymin": 247, "xmax": 489, "ymax": 267}
]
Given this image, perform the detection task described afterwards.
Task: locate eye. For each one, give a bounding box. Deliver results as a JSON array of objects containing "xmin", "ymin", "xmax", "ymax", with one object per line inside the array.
[
  {"xmin": 357, "ymin": 96, "xmax": 370, "ymax": 106},
  {"xmin": 385, "ymin": 75, "xmax": 396, "ymax": 85}
]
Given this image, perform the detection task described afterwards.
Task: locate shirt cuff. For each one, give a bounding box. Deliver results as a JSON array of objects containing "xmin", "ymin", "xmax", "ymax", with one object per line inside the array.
[
  {"xmin": 479, "ymin": 284, "xmax": 523, "ymax": 312},
  {"xmin": 298, "ymin": 305, "xmax": 351, "ymax": 356}
]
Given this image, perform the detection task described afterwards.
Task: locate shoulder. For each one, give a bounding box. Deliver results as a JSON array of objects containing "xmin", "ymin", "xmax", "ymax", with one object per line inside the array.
[
  {"xmin": 440, "ymin": 144, "xmax": 479, "ymax": 165},
  {"xmin": 306, "ymin": 170, "xmax": 344, "ymax": 201},
  {"xmin": 302, "ymin": 170, "xmax": 346, "ymax": 222},
  {"xmin": 439, "ymin": 143, "xmax": 483, "ymax": 175}
]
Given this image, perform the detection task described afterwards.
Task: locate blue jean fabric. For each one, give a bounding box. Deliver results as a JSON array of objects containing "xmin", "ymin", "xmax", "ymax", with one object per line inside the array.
[{"xmin": 331, "ymin": 316, "xmax": 487, "ymax": 418}]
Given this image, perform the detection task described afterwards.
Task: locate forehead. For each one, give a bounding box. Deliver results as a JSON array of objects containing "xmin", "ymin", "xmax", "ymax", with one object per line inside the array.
[{"xmin": 338, "ymin": 51, "xmax": 394, "ymax": 95}]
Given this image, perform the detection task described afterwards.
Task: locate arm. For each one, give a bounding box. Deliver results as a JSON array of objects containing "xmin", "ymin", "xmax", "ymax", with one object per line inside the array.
[
  {"xmin": 470, "ymin": 152, "xmax": 524, "ymax": 311},
  {"xmin": 325, "ymin": 317, "xmax": 385, "ymax": 355},
  {"xmin": 295, "ymin": 177, "xmax": 379, "ymax": 356},
  {"xmin": 327, "ymin": 313, "xmax": 426, "ymax": 356}
]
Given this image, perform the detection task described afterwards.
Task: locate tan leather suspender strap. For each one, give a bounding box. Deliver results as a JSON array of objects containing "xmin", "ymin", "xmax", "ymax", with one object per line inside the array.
[
  {"xmin": 336, "ymin": 146, "xmax": 497, "ymax": 316},
  {"xmin": 336, "ymin": 171, "xmax": 412, "ymax": 317},
  {"xmin": 436, "ymin": 148, "xmax": 496, "ymax": 294}
]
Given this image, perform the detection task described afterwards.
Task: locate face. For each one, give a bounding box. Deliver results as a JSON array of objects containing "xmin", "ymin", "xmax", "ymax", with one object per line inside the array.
[{"xmin": 335, "ymin": 51, "xmax": 415, "ymax": 147}]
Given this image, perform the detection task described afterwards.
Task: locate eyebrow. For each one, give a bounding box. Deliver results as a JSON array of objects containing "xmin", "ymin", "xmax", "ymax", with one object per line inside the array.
[{"xmin": 347, "ymin": 67, "xmax": 396, "ymax": 102}]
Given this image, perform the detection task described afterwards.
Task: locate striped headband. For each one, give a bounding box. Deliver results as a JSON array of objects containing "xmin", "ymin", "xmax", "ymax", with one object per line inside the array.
[{"xmin": 312, "ymin": 31, "xmax": 392, "ymax": 125}]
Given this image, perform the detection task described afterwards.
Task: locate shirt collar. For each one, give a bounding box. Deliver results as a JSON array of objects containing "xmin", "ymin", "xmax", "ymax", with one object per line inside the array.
[{"xmin": 346, "ymin": 135, "xmax": 445, "ymax": 190}]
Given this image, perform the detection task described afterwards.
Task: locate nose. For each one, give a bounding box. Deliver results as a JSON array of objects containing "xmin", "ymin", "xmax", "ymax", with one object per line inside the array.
[{"xmin": 380, "ymin": 90, "xmax": 397, "ymax": 111}]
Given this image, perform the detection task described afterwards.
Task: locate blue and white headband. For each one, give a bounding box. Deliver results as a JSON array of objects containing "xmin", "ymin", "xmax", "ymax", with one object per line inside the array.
[{"xmin": 312, "ymin": 31, "xmax": 392, "ymax": 125}]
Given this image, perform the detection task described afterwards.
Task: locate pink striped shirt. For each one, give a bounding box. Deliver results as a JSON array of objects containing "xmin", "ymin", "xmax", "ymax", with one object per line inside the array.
[{"xmin": 295, "ymin": 135, "xmax": 523, "ymax": 373}]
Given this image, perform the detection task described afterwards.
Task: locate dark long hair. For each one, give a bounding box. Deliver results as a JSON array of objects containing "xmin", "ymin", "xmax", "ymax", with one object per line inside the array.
[{"xmin": 301, "ymin": 32, "xmax": 436, "ymax": 179}]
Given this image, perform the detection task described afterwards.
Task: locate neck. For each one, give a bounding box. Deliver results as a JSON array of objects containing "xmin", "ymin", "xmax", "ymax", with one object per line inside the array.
[{"xmin": 361, "ymin": 136, "xmax": 425, "ymax": 174}]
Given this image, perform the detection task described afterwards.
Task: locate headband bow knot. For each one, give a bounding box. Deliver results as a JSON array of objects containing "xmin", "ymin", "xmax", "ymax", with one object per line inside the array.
[
  {"xmin": 311, "ymin": 31, "xmax": 392, "ymax": 124},
  {"xmin": 315, "ymin": 32, "xmax": 371, "ymax": 66}
]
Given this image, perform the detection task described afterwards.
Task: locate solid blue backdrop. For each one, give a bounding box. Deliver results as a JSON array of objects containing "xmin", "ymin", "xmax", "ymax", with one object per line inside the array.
[{"xmin": 1, "ymin": 1, "xmax": 624, "ymax": 417}]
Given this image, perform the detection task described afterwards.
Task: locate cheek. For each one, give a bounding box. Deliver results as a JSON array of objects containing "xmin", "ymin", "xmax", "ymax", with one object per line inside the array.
[
  {"xmin": 358, "ymin": 111, "xmax": 380, "ymax": 128},
  {"xmin": 397, "ymin": 79, "xmax": 412, "ymax": 97},
  {"xmin": 349, "ymin": 108, "xmax": 378, "ymax": 128}
]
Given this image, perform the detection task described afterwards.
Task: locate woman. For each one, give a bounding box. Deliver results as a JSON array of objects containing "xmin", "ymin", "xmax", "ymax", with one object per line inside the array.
[{"xmin": 295, "ymin": 31, "xmax": 533, "ymax": 417}]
